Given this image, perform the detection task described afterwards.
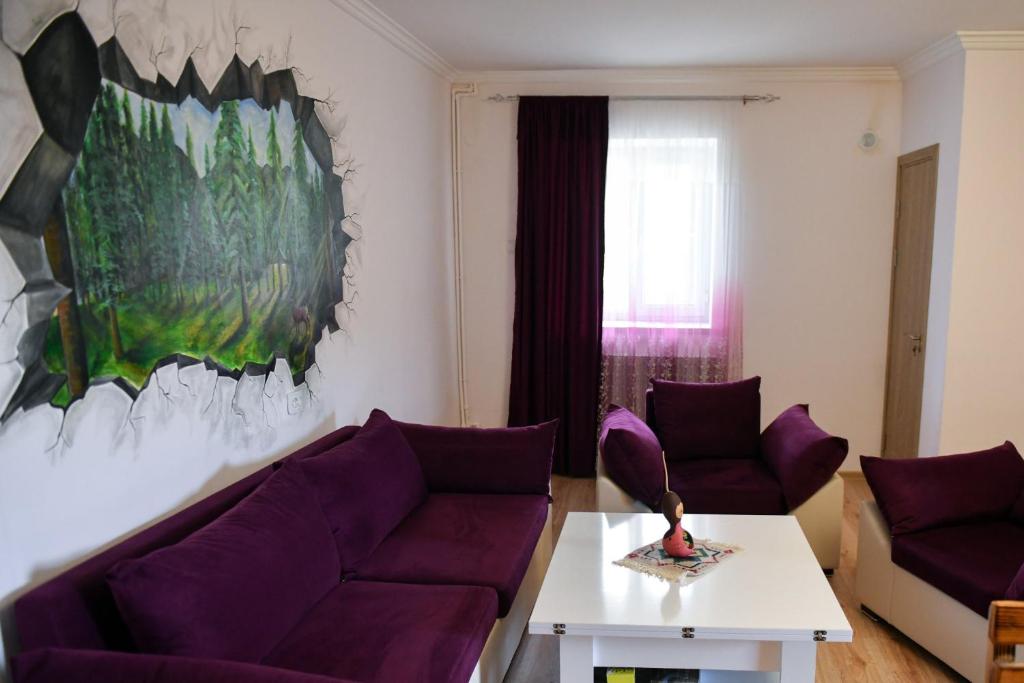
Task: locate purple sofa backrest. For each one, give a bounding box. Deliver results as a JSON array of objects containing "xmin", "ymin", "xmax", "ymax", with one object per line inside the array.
[
  {"xmin": 14, "ymin": 426, "xmax": 359, "ymax": 655},
  {"xmin": 645, "ymin": 389, "xmax": 658, "ymax": 437},
  {"xmin": 861, "ymin": 441, "xmax": 1024, "ymax": 535}
]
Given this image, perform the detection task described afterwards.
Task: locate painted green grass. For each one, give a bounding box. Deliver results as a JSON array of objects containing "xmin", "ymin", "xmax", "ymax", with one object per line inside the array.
[{"xmin": 44, "ymin": 278, "xmax": 314, "ymax": 406}]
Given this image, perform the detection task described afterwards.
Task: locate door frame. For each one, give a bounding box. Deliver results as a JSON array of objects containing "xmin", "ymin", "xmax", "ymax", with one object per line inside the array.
[{"xmin": 881, "ymin": 144, "xmax": 939, "ymax": 459}]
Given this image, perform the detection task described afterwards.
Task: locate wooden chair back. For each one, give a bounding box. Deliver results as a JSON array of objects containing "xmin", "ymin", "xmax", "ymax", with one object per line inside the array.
[{"xmin": 989, "ymin": 601, "xmax": 1024, "ymax": 683}]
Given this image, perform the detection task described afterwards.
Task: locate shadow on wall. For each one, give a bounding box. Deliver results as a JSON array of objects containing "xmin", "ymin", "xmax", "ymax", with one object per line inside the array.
[{"xmin": 0, "ymin": 411, "xmax": 336, "ymax": 677}]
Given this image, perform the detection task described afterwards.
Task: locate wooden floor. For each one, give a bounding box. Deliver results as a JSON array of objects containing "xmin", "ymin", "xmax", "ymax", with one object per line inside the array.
[{"xmin": 504, "ymin": 473, "xmax": 965, "ymax": 683}]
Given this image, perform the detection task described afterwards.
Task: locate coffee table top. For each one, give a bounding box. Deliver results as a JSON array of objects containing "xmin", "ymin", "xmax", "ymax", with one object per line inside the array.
[{"xmin": 528, "ymin": 512, "xmax": 852, "ymax": 642}]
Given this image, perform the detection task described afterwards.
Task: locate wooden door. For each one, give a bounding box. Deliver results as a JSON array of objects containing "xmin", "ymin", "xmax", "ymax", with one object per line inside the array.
[{"xmin": 882, "ymin": 145, "xmax": 939, "ymax": 459}]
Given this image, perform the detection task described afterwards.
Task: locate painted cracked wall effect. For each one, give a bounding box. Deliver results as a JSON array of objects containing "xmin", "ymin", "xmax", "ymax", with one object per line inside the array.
[
  {"xmin": 0, "ymin": 1, "xmax": 369, "ymax": 673},
  {"xmin": 3, "ymin": 12, "xmax": 354, "ymax": 419}
]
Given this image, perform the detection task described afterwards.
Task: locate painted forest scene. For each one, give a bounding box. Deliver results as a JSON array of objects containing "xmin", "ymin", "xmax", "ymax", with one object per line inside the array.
[{"xmin": 44, "ymin": 81, "xmax": 343, "ymax": 405}]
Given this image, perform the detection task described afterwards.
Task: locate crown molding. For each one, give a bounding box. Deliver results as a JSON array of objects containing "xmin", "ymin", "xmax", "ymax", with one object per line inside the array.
[
  {"xmin": 899, "ymin": 31, "xmax": 1024, "ymax": 79},
  {"xmin": 327, "ymin": 0, "xmax": 457, "ymax": 80},
  {"xmin": 956, "ymin": 30, "xmax": 1024, "ymax": 51},
  {"xmin": 898, "ymin": 34, "xmax": 963, "ymax": 79},
  {"xmin": 456, "ymin": 66, "xmax": 899, "ymax": 85}
]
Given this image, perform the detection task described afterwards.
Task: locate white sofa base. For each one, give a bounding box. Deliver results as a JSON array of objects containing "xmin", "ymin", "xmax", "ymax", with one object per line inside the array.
[
  {"xmin": 596, "ymin": 458, "xmax": 843, "ymax": 570},
  {"xmin": 469, "ymin": 507, "xmax": 553, "ymax": 683},
  {"xmin": 790, "ymin": 473, "xmax": 843, "ymax": 571},
  {"xmin": 855, "ymin": 500, "xmax": 988, "ymax": 682}
]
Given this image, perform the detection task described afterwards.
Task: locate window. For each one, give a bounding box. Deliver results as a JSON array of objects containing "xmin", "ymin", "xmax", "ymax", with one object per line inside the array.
[
  {"xmin": 600, "ymin": 99, "xmax": 742, "ymax": 413},
  {"xmin": 603, "ymin": 135, "xmax": 720, "ymax": 330}
]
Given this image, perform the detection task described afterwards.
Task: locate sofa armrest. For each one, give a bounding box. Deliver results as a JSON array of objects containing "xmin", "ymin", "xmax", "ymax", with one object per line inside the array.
[
  {"xmin": 11, "ymin": 648, "xmax": 350, "ymax": 683},
  {"xmin": 394, "ymin": 420, "xmax": 556, "ymax": 495},
  {"xmin": 855, "ymin": 500, "xmax": 895, "ymax": 622},
  {"xmin": 760, "ymin": 404, "xmax": 848, "ymax": 510}
]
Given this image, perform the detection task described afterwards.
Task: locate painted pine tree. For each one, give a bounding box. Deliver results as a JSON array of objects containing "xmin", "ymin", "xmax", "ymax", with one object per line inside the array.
[
  {"xmin": 265, "ymin": 108, "xmax": 285, "ymax": 291},
  {"xmin": 211, "ymin": 100, "xmax": 253, "ymax": 328}
]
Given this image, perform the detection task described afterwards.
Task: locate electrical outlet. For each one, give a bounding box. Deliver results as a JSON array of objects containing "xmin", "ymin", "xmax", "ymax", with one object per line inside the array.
[{"xmin": 287, "ymin": 389, "xmax": 308, "ymax": 415}]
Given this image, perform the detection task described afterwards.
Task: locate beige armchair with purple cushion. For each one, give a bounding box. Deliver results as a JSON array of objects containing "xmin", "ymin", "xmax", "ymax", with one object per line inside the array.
[
  {"xmin": 597, "ymin": 377, "xmax": 846, "ymax": 571},
  {"xmin": 856, "ymin": 444, "xmax": 1024, "ymax": 682}
]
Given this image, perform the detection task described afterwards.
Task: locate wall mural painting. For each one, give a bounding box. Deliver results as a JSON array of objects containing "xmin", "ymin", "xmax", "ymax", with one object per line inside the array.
[
  {"xmin": 47, "ymin": 84, "xmax": 335, "ymax": 403},
  {"xmin": 1, "ymin": 13, "xmax": 350, "ymax": 421}
]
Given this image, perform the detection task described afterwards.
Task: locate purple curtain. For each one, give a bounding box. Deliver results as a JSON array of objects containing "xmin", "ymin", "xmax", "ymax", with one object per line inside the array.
[{"xmin": 508, "ymin": 96, "xmax": 609, "ymax": 477}]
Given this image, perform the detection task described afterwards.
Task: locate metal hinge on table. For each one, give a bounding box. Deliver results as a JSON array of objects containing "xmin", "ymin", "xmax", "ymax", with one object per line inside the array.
[
  {"xmin": 552, "ymin": 623, "xmax": 566, "ymax": 635},
  {"xmin": 813, "ymin": 630, "xmax": 827, "ymax": 642},
  {"xmin": 681, "ymin": 627, "xmax": 695, "ymax": 639}
]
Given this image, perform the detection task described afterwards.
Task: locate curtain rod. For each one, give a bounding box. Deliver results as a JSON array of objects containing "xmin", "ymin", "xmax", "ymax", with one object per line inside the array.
[{"xmin": 485, "ymin": 94, "xmax": 780, "ymax": 104}]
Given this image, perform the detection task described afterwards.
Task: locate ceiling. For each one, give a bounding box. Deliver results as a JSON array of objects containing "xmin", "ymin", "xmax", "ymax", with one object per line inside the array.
[{"xmin": 369, "ymin": 0, "xmax": 1024, "ymax": 72}]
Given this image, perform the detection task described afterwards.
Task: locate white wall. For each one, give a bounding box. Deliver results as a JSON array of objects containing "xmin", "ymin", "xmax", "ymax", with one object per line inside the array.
[
  {"xmin": 938, "ymin": 48, "xmax": 1024, "ymax": 454},
  {"xmin": 899, "ymin": 51, "xmax": 965, "ymax": 457},
  {"xmin": 457, "ymin": 75, "xmax": 901, "ymax": 470},
  {"xmin": 0, "ymin": 0, "xmax": 456, "ymax": 676}
]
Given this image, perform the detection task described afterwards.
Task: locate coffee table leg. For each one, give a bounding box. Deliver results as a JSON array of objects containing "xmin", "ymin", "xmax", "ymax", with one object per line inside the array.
[
  {"xmin": 779, "ymin": 641, "xmax": 816, "ymax": 683},
  {"xmin": 559, "ymin": 635, "xmax": 593, "ymax": 683}
]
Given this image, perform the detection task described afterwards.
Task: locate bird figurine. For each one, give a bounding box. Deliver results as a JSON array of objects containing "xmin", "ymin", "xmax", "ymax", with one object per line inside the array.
[{"xmin": 661, "ymin": 491, "xmax": 695, "ymax": 558}]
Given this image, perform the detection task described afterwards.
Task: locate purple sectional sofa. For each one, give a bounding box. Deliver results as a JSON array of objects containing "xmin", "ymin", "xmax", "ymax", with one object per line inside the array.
[
  {"xmin": 10, "ymin": 411, "xmax": 555, "ymax": 683},
  {"xmin": 856, "ymin": 442, "xmax": 1024, "ymax": 682},
  {"xmin": 597, "ymin": 377, "xmax": 848, "ymax": 569}
]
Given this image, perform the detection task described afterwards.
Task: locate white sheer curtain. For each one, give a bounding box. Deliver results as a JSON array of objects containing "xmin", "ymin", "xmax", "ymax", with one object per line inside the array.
[{"xmin": 601, "ymin": 99, "xmax": 744, "ymax": 418}]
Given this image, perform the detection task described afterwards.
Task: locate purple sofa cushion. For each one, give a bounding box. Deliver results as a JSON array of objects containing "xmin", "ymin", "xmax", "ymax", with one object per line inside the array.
[
  {"xmin": 106, "ymin": 463, "xmax": 339, "ymax": 663},
  {"xmin": 14, "ymin": 426, "xmax": 361, "ymax": 656},
  {"xmin": 761, "ymin": 404, "xmax": 848, "ymax": 510},
  {"xmin": 668, "ymin": 458, "xmax": 787, "ymax": 515},
  {"xmin": 301, "ymin": 409, "xmax": 428, "ymax": 569},
  {"xmin": 652, "ymin": 377, "xmax": 761, "ymax": 460},
  {"xmin": 14, "ymin": 466, "xmax": 277, "ymax": 654},
  {"xmin": 11, "ymin": 648, "xmax": 351, "ymax": 683},
  {"xmin": 891, "ymin": 521, "xmax": 1024, "ymax": 617},
  {"xmin": 861, "ymin": 442, "xmax": 1024, "ymax": 536},
  {"xmin": 353, "ymin": 493, "xmax": 548, "ymax": 617},
  {"xmin": 395, "ymin": 419, "xmax": 556, "ymax": 495},
  {"xmin": 600, "ymin": 405, "xmax": 665, "ymax": 509},
  {"xmin": 263, "ymin": 581, "xmax": 497, "ymax": 683},
  {"xmin": 1007, "ymin": 563, "xmax": 1024, "ymax": 601}
]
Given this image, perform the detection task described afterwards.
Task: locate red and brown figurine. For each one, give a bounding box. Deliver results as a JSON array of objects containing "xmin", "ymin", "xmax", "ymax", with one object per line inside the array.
[{"xmin": 660, "ymin": 491, "xmax": 695, "ymax": 558}]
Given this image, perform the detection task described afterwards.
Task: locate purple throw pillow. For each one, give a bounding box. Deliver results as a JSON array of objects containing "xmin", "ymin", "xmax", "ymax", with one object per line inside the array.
[
  {"xmin": 651, "ymin": 377, "xmax": 761, "ymax": 460},
  {"xmin": 761, "ymin": 404, "xmax": 848, "ymax": 510},
  {"xmin": 861, "ymin": 441, "xmax": 1024, "ymax": 536},
  {"xmin": 599, "ymin": 405, "xmax": 666, "ymax": 509},
  {"xmin": 106, "ymin": 463, "xmax": 340, "ymax": 663},
  {"xmin": 300, "ymin": 409, "xmax": 428, "ymax": 569},
  {"xmin": 395, "ymin": 419, "xmax": 556, "ymax": 495}
]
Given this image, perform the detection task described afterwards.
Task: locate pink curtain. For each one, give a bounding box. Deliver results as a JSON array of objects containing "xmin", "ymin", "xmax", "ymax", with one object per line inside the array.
[
  {"xmin": 601, "ymin": 320, "xmax": 742, "ymax": 419},
  {"xmin": 600, "ymin": 99, "xmax": 743, "ymax": 419}
]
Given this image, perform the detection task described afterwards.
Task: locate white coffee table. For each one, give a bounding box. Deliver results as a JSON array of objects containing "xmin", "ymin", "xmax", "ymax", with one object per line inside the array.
[{"xmin": 528, "ymin": 512, "xmax": 852, "ymax": 682}]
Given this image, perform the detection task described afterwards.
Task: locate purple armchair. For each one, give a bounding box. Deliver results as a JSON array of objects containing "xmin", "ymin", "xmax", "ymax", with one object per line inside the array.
[{"xmin": 597, "ymin": 377, "xmax": 848, "ymax": 570}]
